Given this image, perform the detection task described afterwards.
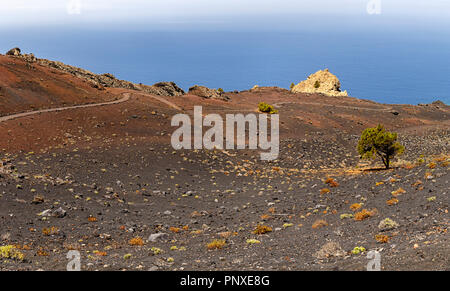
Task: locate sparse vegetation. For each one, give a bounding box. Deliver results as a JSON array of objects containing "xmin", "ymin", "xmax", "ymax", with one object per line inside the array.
[
  {"xmin": 129, "ymin": 237, "xmax": 144, "ymax": 246},
  {"xmin": 246, "ymin": 239, "xmax": 261, "ymax": 244},
  {"xmin": 169, "ymin": 227, "xmax": 182, "ymax": 233},
  {"xmin": 427, "ymin": 162, "xmax": 437, "ymax": 169},
  {"xmin": 320, "ymin": 188, "xmax": 330, "ymax": 195},
  {"xmin": 340, "ymin": 213, "xmax": 354, "ymax": 220},
  {"xmin": 350, "ymin": 203, "xmax": 362, "ymax": 211},
  {"xmin": 258, "ymin": 102, "xmax": 278, "ymax": 114},
  {"xmin": 314, "ymin": 80, "xmax": 321, "ymax": 88},
  {"xmin": 378, "ymin": 218, "xmax": 399, "ymax": 231},
  {"xmin": 375, "ymin": 234, "xmax": 390, "ymax": 243},
  {"xmin": 0, "ymin": 245, "xmax": 25, "ymax": 261},
  {"xmin": 391, "ymin": 187, "xmax": 406, "ymax": 196},
  {"xmin": 151, "ymin": 247, "xmax": 163, "ymax": 255},
  {"xmin": 325, "ymin": 177, "xmax": 339, "ymax": 187},
  {"xmin": 312, "ymin": 219, "xmax": 328, "ymax": 229},
  {"xmin": 207, "ymin": 239, "xmax": 226, "ymax": 250},
  {"xmin": 42, "ymin": 226, "xmax": 59, "ymax": 236},
  {"xmin": 351, "ymin": 246, "xmax": 366, "ymax": 255},
  {"xmin": 357, "ymin": 124, "xmax": 405, "ymax": 169},
  {"xmin": 253, "ymin": 225, "xmax": 273, "ymax": 235},
  {"xmin": 354, "ymin": 209, "xmax": 377, "ymax": 221},
  {"xmin": 386, "ymin": 198, "xmax": 399, "ymax": 206}
]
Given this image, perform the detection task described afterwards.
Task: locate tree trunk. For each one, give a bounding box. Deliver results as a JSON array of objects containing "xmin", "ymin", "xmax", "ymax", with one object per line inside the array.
[{"xmin": 385, "ymin": 156, "xmax": 390, "ymax": 169}]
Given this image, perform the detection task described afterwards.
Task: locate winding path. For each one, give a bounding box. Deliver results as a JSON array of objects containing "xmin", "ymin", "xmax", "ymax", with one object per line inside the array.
[
  {"xmin": 272, "ymin": 101, "xmax": 395, "ymax": 112},
  {"xmin": 0, "ymin": 93, "xmax": 131, "ymax": 123},
  {"xmin": 0, "ymin": 90, "xmax": 186, "ymax": 124},
  {"xmin": 133, "ymin": 92, "xmax": 182, "ymax": 111}
]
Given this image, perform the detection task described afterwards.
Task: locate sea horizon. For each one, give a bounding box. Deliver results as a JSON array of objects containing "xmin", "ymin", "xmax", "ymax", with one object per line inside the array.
[{"xmin": 2, "ymin": 20, "xmax": 450, "ymax": 106}]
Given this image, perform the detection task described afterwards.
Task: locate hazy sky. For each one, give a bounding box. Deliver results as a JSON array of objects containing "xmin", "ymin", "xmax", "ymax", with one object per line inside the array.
[{"xmin": 1, "ymin": 0, "xmax": 449, "ymax": 29}]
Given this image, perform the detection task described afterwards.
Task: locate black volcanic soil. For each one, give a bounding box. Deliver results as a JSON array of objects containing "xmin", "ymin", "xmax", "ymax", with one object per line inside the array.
[
  {"xmin": 0, "ymin": 138, "xmax": 448, "ymax": 271},
  {"xmin": 0, "ymin": 55, "xmax": 449, "ymax": 271}
]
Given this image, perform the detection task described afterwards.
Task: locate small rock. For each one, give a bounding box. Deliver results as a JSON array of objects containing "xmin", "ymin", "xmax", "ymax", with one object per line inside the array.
[
  {"xmin": 52, "ymin": 207, "xmax": 67, "ymax": 218},
  {"xmin": 148, "ymin": 233, "xmax": 169, "ymax": 242}
]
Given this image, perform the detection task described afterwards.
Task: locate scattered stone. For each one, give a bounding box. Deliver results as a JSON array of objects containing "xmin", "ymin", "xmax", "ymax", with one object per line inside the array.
[{"xmin": 39, "ymin": 207, "xmax": 66, "ymax": 218}]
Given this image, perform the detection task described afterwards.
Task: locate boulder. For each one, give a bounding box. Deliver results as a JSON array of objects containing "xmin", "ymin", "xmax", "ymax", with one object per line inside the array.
[
  {"xmin": 188, "ymin": 85, "xmax": 229, "ymax": 101},
  {"xmin": 291, "ymin": 69, "xmax": 348, "ymax": 97},
  {"xmin": 6, "ymin": 47, "xmax": 21, "ymax": 56}
]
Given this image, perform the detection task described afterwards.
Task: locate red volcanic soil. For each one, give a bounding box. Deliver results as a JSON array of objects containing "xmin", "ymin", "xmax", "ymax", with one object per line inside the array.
[
  {"xmin": 0, "ymin": 53, "xmax": 448, "ymax": 154},
  {"xmin": 0, "ymin": 55, "xmax": 118, "ymax": 116}
]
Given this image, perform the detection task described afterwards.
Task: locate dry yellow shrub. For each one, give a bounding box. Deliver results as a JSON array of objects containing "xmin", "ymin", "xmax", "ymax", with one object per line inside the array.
[{"xmin": 207, "ymin": 239, "xmax": 226, "ymax": 250}]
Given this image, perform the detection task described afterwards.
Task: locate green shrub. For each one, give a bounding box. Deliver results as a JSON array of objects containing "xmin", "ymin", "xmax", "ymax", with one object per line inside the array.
[
  {"xmin": 290, "ymin": 83, "xmax": 295, "ymax": 90},
  {"xmin": 258, "ymin": 102, "xmax": 278, "ymax": 114},
  {"xmin": 217, "ymin": 88, "xmax": 224, "ymax": 94},
  {"xmin": 314, "ymin": 81, "xmax": 321, "ymax": 88},
  {"xmin": 357, "ymin": 124, "xmax": 404, "ymax": 169}
]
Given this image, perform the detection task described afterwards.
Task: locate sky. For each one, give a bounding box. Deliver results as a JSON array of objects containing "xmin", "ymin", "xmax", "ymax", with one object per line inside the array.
[{"xmin": 1, "ymin": 0, "xmax": 449, "ymax": 30}]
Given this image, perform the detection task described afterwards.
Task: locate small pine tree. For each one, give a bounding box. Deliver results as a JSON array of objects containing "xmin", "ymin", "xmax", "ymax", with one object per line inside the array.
[
  {"xmin": 290, "ymin": 83, "xmax": 295, "ymax": 90},
  {"xmin": 357, "ymin": 124, "xmax": 404, "ymax": 169}
]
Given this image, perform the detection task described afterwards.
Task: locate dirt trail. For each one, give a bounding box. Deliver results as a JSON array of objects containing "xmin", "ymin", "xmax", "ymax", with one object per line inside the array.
[
  {"xmin": 134, "ymin": 92, "xmax": 182, "ymax": 111},
  {"xmin": 273, "ymin": 101, "xmax": 394, "ymax": 112},
  {"xmin": 0, "ymin": 91, "xmax": 187, "ymax": 124},
  {"xmin": 0, "ymin": 93, "xmax": 131, "ymax": 123}
]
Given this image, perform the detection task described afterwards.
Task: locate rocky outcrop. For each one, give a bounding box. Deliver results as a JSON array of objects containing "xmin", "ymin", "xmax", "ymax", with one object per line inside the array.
[
  {"xmin": 6, "ymin": 48, "xmax": 21, "ymax": 56},
  {"xmin": 149, "ymin": 82, "xmax": 185, "ymax": 97},
  {"xmin": 4, "ymin": 48, "xmax": 185, "ymax": 97},
  {"xmin": 291, "ymin": 69, "xmax": 348, "ymax": 97},
  {"xmin": 188, "ymin": 85, "xmax": 229, "ymax": 101},
  {"xmin": 419, "ymin": 100, "xmax": 449, "ymax": 108}
]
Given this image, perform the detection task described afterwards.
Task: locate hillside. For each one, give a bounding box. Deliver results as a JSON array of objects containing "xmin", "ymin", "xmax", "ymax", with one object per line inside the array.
[{"xmin": 0, "ymin": 51, "xmax": 448, "ymax": 271}]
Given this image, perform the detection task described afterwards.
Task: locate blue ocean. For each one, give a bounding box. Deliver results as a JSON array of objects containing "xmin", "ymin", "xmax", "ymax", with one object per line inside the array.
[{"xmin": 2, "ymin": 25, "xmax": 449, "ymax": 105}]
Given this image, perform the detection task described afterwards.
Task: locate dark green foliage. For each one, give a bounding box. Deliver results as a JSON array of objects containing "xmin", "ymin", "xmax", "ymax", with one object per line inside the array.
[
  {"xmin": 357, "ymin": 124, "xmax": 405, "ymax": 169},
  {"xmin": 314, "ymin": 81, "xmax": 321, "ymax": 88}
]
